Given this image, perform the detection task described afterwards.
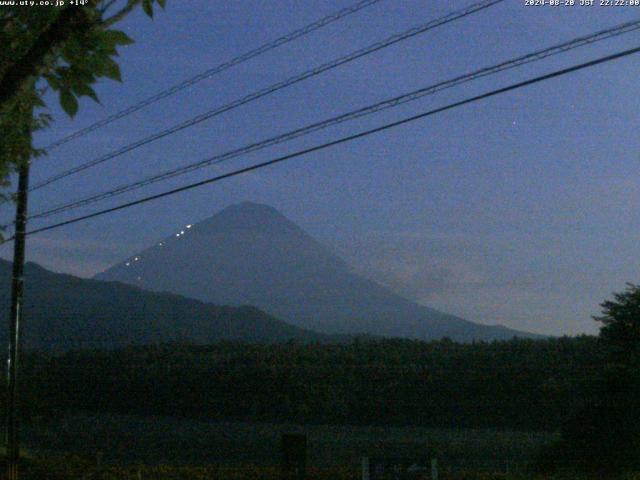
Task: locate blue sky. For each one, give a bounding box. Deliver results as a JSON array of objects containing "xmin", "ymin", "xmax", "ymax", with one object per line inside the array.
[{"xmin": 2, "ymin": 0, "xmax": 639, "ymax": 335}]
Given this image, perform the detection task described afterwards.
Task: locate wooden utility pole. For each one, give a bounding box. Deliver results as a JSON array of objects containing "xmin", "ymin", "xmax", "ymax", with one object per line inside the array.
[{"xmin": 6, "ymin": 162, "xmax": 30, "ymax": 480}]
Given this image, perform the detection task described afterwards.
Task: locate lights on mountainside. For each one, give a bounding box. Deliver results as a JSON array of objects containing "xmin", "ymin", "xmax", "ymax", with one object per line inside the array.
[
  {"xmin": 158, "ymin": 242, "xmax": 164, "ymax": 246},
  {"xmin": 174, "ymin": 224, "xmax": 193, "ymax": 238},
  {"xmin": 125, "ymin": 262, "xmax": 130, "ymax": 266},
  {"xmin": 174, "ymin": 225, "xmax": 191, "ymax": 238},
  {"xmin": 137, "ymin": 276, "xmax": 142, "ymax": 281},
  {"xmin": 134, "ymin": 257, "xmax": 140, "ymax": 262}
]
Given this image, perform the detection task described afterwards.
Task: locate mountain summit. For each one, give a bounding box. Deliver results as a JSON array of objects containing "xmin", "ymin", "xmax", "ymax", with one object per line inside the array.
[{"xmin": 95, "ymin": 202, "xmax": 536, "ymax": 341}]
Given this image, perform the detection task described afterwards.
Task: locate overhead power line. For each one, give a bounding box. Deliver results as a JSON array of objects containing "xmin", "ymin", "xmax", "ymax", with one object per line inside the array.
[
  {"xmin": 13, "ymin": 45, "xmax": 640, "ymax": 240},
  {"xmin": 30, "ymin": 0, "xmax": 504, "ymax": 191},
  {"xmin": 42, "ymin": 0, "xmax": 384, "ymax": 151},
  {"xmin": 26, "ymin": 18, "xmax": 640, "ymax": 222}
]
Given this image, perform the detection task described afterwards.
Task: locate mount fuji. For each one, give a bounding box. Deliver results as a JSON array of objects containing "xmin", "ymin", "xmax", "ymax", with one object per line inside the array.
[{"xmin": 95, "ymin": 202, "xmax": 537, "ymax": 341}]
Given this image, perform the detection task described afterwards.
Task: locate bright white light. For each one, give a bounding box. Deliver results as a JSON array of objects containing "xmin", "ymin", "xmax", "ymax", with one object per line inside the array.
[
  {"xmin": 125, "ymin": 262, "xmax": 130, "ymax": 266},
  {"xmin": 186, "ymin": 224, "xmax": 192, "ymax": 229},
  {"xmin": 176, "ymin": 233, "xmax": 180, "ymax": 237},
  {"xmin": 180, "ymin": 230, "xmax": 185, "ymax": 235},
  {"xmin": 134, "ymin": 257, "xmax": 140, "ymax": 261}
]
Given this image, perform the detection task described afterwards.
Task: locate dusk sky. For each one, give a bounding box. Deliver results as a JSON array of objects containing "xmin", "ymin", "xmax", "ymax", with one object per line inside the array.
[{"xmin": 1, "ymin": 0, "xmax": 639, "ymax": 336}]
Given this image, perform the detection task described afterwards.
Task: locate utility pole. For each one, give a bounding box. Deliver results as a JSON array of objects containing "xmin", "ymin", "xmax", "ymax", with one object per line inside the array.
[{"xmin": 6, "ymin": 162, "xmax": 30, "ymax": 480}]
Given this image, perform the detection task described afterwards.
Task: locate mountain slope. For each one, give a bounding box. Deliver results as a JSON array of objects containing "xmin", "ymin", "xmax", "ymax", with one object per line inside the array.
[
  {"xmin": 0, "ymin": 259, "xmax": 334, "ymax": 351},
  {"xmin": 95, "ymin": 202, "xmax": 537, "ymax": 341}
]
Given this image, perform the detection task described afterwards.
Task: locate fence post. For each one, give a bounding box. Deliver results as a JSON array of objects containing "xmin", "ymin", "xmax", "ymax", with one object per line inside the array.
[
  {"xmin": 361, "ymin": 456, "xmax": 370, "ymax": 480},
  {"xmin": 281, "ymin": 433, "xmax": 306, "ymax": 480}
]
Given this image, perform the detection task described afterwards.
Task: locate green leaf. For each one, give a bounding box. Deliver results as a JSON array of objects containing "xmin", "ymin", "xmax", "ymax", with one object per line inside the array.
[
  {"xmin": 142, "ymin": 0, "xmax": 153, "ymax": 17},
  {"xmin": 61, "ymin": 36, "xmax": 83, "ymax": 63},
  {"xmin": 102, "ymin": 57, "xmax": 122, "ymax": 82},
  {"xmin": 60, "ymin": 90, "xmax": 79, "ymax": 117},
  {"xmin": 69, "ymin": 66, "xmax": 97, "ymax": 86},
  {"xmin": 43, "ymin": 73, "xmax": 61, "ymax": 90},
  {"xmin": 102, "ymin": 29, "xmax": 134, "ymax": 47},
  {"xmin": 71, "ymin": 83, "xmax": 100, "ymax": 104}
]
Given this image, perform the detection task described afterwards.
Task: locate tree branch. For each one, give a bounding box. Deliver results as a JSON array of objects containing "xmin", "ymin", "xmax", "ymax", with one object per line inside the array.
[
  {"xmin": 102, "ymin": 0, "xmax": 141, "ymax": 27},
  {"xmin": 100, "ymin": 0, "xmax": 119, "ymax": 15}
]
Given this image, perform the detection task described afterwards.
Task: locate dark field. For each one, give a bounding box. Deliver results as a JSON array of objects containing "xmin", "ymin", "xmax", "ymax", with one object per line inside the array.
[{"xmin": 21, "ymin": 413, "xmax": 554, "ymax": 473}]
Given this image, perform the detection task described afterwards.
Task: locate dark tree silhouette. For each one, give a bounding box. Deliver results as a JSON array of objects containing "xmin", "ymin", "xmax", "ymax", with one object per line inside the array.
[
  {"xmin": 596, "ymin": 283, "xmax": 640, "ymax": 359},
  {"xmin": 544, "ymin": 284, "xmax": 640, "ymax": 474}
]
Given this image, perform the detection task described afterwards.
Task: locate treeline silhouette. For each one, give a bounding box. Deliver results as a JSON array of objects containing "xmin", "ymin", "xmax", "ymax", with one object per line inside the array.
[{"xmin": 14, "ymin": 336, "xmax": 602, "ymax": 431}]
